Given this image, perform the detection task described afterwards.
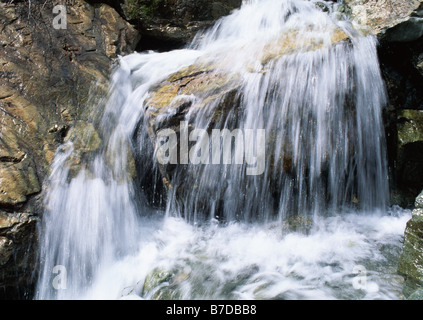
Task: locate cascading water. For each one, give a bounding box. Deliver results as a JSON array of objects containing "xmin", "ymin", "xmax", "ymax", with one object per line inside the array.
[{"xmin": 35, "ymin": 0, "xmax": 411, "ymax": 300}]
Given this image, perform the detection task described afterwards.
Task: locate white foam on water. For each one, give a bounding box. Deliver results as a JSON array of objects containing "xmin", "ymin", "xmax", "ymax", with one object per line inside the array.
[{"xmin": 80, "ymin": 208, "xmax": 410, "ymax": 300}]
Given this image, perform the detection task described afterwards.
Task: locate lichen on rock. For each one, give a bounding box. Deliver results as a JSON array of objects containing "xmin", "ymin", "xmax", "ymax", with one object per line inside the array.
[
  {"xmin": 141, "ymin": 267, "xmax": 186, "ymax": 299},
  {"xmin": 398, "ymin": 212, "xmax": 423, "ymax": 298}
]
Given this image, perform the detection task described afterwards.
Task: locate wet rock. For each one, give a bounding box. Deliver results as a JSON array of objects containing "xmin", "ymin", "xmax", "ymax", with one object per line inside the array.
[
  {"xmin": 144, "ymin": 26, "xmax": 350, "ymax": 214},
  {"xmin": 97, "ymin": 4, "xmax": 141, "ymax": 58},
  {"xmin": 384, "ymin": 17, "xmax": 423, "ymax": 43},
  {"xmin": 408, "ymin": 288, "xmax": 423, "ymax": 300},
  {"xmin": 143, "ymin": 268, "xmax": 174, "ymax": 293},
  {"xmin": 142, "ymin": 267, "xmax": 186, "ymax": 299},
  {"xmin": 61, "ymin": 120, "xmax": 102, "ymax": 179},
  {"xmin": 398, "ymin": 189, "xmax": 423, "ymax": 297},
  {"xmin": 282, "ymin": 215, "xmax": 314, "ymax": 235},
  {"xmin": 64, "ymin": 121, "xmax": 102, "ymax": 154},
  {"xmin": 0, "ymin": 157, "xmax": 41, "ymax": 208},
  {"xmin": 144, "ymin": 62, "xmax": 241, "ymax": 187},
  {"xmin": 398, "ymin": 213, "xmax": 423, "ymax": 298},
  {"xmin": 383, "ymin": 2, "xmax": 423, "ymax": 43},
  {"xmin": 395, "ymin": 110, "xmax": 423, "ymax": 203},
  {"xmin": 0, "ymin": 0, "xmax": 139, "ymax": 297},
  {"xmin": 105, "ymin": 139, "xmax": 138, "ymax": 183},
  {"xmin": 377, "ymin": 42, "xmax": 423, "ymax": 209},
  {"xmin": 260, "ymin": 28, "xmax": 349, "ymax": 66},
  {"xmin": 344, "ymin": 0, "xmax": 423, "ymax": 138},
  {"xmin": 0, "ymin": 237, "xmax": 13, "ymax": 267},
  {"xmin": 315, "ymin": 2, "xmax": 330, "ymax": 13},
  {"xmin": 397, "ymin": 110, "xmax": 423, "ymax": 145}
]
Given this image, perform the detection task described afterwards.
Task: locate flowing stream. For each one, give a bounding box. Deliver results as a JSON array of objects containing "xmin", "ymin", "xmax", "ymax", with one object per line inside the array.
[{"xmin": 35, "ymin": 0, "xmax": 411, "ymax": 300}]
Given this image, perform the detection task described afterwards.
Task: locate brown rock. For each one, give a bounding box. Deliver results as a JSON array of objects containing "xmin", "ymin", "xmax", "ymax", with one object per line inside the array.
[{"xmin": 0, "ymin": 158, "xmax": 41, "ymax": 208}]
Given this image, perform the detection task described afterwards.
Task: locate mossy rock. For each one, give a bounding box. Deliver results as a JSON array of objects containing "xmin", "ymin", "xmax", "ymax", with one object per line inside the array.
[
  {"xmin": 0, "ymin": 157, "xmax": 41, "ymax": 208},
  {"xmin": 121, "ymin": 0, "xmax": 161, "ymax": 20},
  {"xmin": 59, "ymin": 120, "xmax": 103, "ymax": 180},
  {"xmin": 282, "ymin": 215, "xmax": 314, "ymax": 235},
  {"xmin": 396, "ymin": 110, "xmax": 423, "ymax": 197},
  {"xmin": 398, "ymin": 214, "xmax": 423, "ymax": 297},
  {"xmin": 0, "ymin": 236, "xmax": 13, "ymax": 266},
  {"xmin": 64, "ymin": 121, "xmax": 102, "ymax": 154},
  {"xmin": 142, "ymin": 267, "xmax": 189, "ymax": 299},
  {"xmin": 397, "ymin": 110, "xmax": 423, "ymax": 146},
  {"xmin": 408, "ymin": 288, "xmax": 423, "ymax": 300},
  {"xmin": 146, "ymin": 63, "xmax": 238, "ymax": 112},
  {"xmin": 143, "ymin": 268, "xmax": 175, "ymax": 293},
  {"xmin": 415, "ymin": 190, "xmax": 423, "ymax": 209},
  {"xmin": 151, "ymin": 286, "xmax": 182, "ymax": 300}
]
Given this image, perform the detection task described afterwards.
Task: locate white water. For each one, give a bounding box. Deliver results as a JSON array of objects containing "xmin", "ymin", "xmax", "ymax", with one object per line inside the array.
[
  {"xmin": 81, "ymin": 209, "xmax": 410, "ymax": 300},
  {"xmin": 35, "ymin": 0, "xmax": 409, "ymax": 300}
]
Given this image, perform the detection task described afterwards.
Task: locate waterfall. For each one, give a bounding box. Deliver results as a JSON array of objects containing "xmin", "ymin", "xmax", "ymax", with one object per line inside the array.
[
  {"xmin": 35, "ymin": 0, "xmax": 407, "ymax": 300},
  {"xmin": 144, "ymin": 0, "xmax": 389, "ymax": 222}
]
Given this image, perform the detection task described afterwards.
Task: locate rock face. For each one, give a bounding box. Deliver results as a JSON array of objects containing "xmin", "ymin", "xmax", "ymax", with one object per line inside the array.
[
  {"xmin": 394, "ymin": 110, "xmax": 423, "ymax": 204},
  {"xmin": 0, "ymin": 0, "xmax": 139, "ymax": 298},
  {"xmin": 381, "ymin": 39, "xmax": 423, "ymax": 206},
  {"xmin": 141, "ymin": 267, "xmax": 184, "ymax": 299},
  {"xmin": 398, "ymin": 190, "xmax": 423, "ymax": 298},
  {"xmin": 120, "ymin": 0, "xmax": 243, "ymax": 48},
  {"xmin": 0, "ymin": 212, "xmax": 37, "ymax": 298}
]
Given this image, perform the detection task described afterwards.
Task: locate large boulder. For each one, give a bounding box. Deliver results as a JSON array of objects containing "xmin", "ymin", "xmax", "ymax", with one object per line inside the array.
[
  {"xmin": 0, "ymin": 0, "xmax": 139, "ymax": 298},
  {"xmin": 395, "ymin": 110, "xmax": 423, "ymax": 201},
  {"xmin": 344, "ymin": 0, "xmax": 423, "ymax": 41},
  {"xmin": 398, "ymin": 190, "xmax": 423, "ymax": 298}
]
